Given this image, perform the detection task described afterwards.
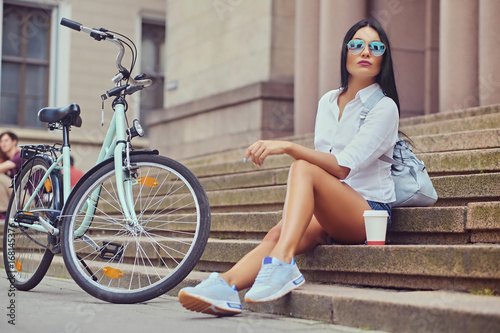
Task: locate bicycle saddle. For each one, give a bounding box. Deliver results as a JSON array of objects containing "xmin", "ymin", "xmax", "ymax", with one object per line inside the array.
[{"xmin": 38, "ymin": 104, "xmax": 82, "ymax": 127}]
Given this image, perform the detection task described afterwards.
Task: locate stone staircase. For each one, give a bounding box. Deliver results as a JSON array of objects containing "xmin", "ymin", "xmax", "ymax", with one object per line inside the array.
[
  {"xmin": 1, "ymin": 105, "xmax": 499, "ymax": 332},
  {"xmin": 172, "ymin": 104, "xmax": 500, "ymax": 332}
]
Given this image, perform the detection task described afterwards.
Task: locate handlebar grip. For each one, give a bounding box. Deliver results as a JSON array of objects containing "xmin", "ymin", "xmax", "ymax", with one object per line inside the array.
[{"xmin": 60, "ymin": 18, "xmax": 82, "ymax": 31}]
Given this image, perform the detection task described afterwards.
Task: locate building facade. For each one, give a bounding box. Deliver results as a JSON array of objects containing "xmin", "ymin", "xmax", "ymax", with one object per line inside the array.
[
  {"xmin": 0, "ymin": 0, "xmax": 165, "ymax": 171},
  {"xmin": 152, "ymin": 0, "xmax": 500, "ymax": 160},
  {"xmin": 1, "ymin": 0, "xmax": 499, "ymax": 165}
]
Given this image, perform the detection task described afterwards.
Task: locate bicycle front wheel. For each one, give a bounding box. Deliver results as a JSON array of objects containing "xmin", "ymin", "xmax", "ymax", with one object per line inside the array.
[
  {"xmin": 3, "ymin": 157, "xmax": 59, "ymax": 290},
  {"xmin": 61, "ymin": 154, "xmax": 211, "ymax": 303}
]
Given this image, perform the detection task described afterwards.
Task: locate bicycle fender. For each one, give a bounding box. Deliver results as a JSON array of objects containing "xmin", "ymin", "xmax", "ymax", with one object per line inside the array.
[{"xmin": 61, "ymin": 150, "xmax": 159, "ymax": 214}]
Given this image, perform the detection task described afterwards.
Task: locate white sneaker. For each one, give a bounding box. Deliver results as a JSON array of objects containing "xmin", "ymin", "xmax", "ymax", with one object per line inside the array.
[
  {"xmin": 178, "ymin": 273, "xmax": 242, "ymax": 316},
  {"xmin": 244, "ymin": 257, "xmax": 305, "ymax": 303}
]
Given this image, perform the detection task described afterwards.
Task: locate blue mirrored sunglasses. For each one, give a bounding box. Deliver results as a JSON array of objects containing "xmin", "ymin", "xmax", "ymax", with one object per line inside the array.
[{"xmin": 347, "ymin": 40, "xmax": 386, "ymax": 57}]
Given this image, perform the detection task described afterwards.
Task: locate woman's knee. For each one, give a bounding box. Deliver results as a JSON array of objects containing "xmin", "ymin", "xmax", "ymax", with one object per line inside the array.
[
  {"xmin": 263, "ymin": 223, "xmax": 281, "ymax": 243},
  {"xmin": 289, "ymin": 159, "xmax": 316, "ymax": 179}
]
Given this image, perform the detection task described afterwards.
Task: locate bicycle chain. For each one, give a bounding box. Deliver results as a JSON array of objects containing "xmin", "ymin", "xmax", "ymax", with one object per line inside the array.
[{"xmin": 17, "ymin": 223, "xmax": 52, "ymax": 250}]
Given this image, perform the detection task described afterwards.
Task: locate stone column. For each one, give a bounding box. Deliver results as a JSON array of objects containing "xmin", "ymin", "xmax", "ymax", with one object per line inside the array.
[
  {"xmin": 424, "ymin": 0, "xmax": 440, "ymax": 114},
  {"xmin": 318, "ymin": 0, "xmax": 366, "ymax": 97},
  {"xmin": 478, "ymin": 0, "xmax": 500, "ymax": 106},
  {"xmin": 439, "ymin": 0, "xmax": 479, "ymax": 112},
  {"xmin": 294, "ymin": 0, "xmax": 320, "ymax": 135}
]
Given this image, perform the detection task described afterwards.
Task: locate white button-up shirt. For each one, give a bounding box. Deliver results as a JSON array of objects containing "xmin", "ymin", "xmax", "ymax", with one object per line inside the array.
[{"xmin": 314, "ymin": 83, "xmax": 399, "ymax": 203}]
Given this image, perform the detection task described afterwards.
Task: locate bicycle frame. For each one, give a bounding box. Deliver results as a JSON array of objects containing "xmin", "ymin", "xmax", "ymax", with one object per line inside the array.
[{"xmin": 13, "ymin": 100, "xmax": 138, "ymax": 240}]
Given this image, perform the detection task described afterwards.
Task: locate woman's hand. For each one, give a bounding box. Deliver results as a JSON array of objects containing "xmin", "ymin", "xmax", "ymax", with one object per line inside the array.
[
  {"xmin": 244, "ymin": 140, "xmax": 291, "ymax": 166},
  {"xmin": 243, "ymin": 140, "xmax": 350, "ymax": 179}
]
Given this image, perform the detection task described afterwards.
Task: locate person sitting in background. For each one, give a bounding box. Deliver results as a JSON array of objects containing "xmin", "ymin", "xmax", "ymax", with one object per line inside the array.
[
  {"xmin": 0, "ymin": 148, "xmax": 7, "ymax": 164},
  {"xmin": 0, "ymin": 131, "xmax": 22, "ymax": 218}
]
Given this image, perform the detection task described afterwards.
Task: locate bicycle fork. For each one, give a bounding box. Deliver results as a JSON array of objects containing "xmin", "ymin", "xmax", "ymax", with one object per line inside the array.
[{"xmin": 75, "ymin": 100, "xmax": 141, "ymax": 239}]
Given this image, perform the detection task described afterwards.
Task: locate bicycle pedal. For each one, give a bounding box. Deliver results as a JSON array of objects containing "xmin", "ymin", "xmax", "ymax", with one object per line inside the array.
[
  {"xmin": 14, "ymin": 211, "xmax": 39, "ymax": 225},
  {"xmin": 100, "ymin": 241, "xmax": 124, "ymax": 261}
]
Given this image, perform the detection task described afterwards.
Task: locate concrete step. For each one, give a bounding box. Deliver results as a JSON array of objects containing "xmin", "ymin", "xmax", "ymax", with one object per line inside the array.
[
  {"xmin": 399, "ymin": 104, "xmax": 500, "ymax": 127},
  {"xmin": 421, "ymin": 148, "xmax": 500, "ymax": 175},
  {"xmin": 188, "ymin": 154, "xmax": 490, "ymax": 192},
  {"xmin": 181, "ymin": 106, "xmax": 500, "ymax": 167},
  {"xmin": 5, "ymin": 233, "xmax": 497, "ymax": 294},
  {"xmin": 210, "ymin": 203, "xmax": 468, "ymax": 244},
  {"xmin": 4, "ymin": 202, "xmax": 495, "ymax": 247},
  {"xmin": 4, "ymin": 253, "xmax": 497, "ymax": 333},
  {"xmin": 201, "ymin": 173, "xmax": 500, "ymax": 213},
  {"xmin": 185, "ymin": 130, "xmax": 500, "ymax": 172},
  {"xmin": 188, "ymin": 146, "xmax": 499, "ymax": 184},
  {"xmin": 181, "ymin": 133, "xmax": 314, "ymax": 167},
  {"xmin": 206, "ymin": 184, "xmax": 287, "ymax": 212},
  {"xmin": 400, "ymin": 113, "xmax": 500, "ymax": 137},
  {"xmin": 208, "ymin": 202, "xmax": 500, "ymax": 245},
  {"xmin": 248, "ymin": 283, "xmax": 500, "ymax": 333},
  {"xmin": 193, "ymin": 240, "xmax": 500, "ymax": 293},
  {"xmin": 467, "ymin": 201, "xmax": 500, "ymax": 243},
  {"xmin": 173, "ymin": 271, "xmax": 500, "ymax": 333},
  {"xmin": 391, "ymin": 202, "xmax": 500, "ymax": 244},
  {"xmin": 200, "ymin": 166, "xmax": 289, "ymax": 192},
  {"xmin": 410, "ymin": 129, "xmax": 500, "ymax": 153},
  {"xmin": 432, "ymin": 172, "xmax": 500, "ymax": 204},
  {"xmin": 191, "ymin": 155, "xmax": 290, "ymax": 178}
]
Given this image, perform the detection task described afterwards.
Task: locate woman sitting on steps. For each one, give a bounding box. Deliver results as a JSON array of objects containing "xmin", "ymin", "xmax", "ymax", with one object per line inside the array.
[{"xmin": 178, "ymin": 18, "xmax": 400, "ymax": 316}]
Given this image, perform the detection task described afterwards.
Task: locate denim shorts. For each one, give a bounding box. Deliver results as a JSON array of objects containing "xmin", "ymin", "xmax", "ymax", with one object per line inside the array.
[
  {"xmin": 324, "ymin": 200, "xmax": 392, "ymax": 245},
  {"xmin": 367, "ymin": 200, "xmax": 392, "ymax": 228}
]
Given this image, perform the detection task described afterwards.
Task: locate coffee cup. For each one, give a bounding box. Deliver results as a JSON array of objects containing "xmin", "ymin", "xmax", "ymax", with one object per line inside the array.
[{"xmin": 363, "ymin": 210, "xmax": 389, "ymax": 245}]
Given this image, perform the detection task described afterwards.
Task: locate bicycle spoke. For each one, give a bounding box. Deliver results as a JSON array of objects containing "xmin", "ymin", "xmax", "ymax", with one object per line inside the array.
[{"xmin": 61, "ymin": 155, "xmax": 210, "ymax": 303}]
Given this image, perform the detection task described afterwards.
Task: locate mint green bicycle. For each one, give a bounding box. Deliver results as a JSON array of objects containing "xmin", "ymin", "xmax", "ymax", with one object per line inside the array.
[{"xmin": 3, "ymin": 18, "xmax": 211, "ymax": 304}]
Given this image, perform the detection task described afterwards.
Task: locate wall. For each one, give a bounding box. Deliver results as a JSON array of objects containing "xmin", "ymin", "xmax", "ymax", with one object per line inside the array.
[{"xmin": 148, "ymin": 0, "xmax": 295, "ymax": 160}]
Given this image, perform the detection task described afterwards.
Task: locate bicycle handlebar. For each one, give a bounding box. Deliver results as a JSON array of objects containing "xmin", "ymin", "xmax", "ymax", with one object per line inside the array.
[
  {"xmin": 60, "ymin": 18, "xmax": 82, "ymax": 31},
  {"xmin": 61, "ymin": 18, "xmax": 111, "ymax": 41},
  {"xmin": 60, "ymin": 18, "xmax": 152, "ymax": 88}
]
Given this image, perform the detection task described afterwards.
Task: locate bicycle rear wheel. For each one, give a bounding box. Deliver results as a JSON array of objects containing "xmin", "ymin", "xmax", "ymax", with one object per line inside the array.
[
  {"xmin": 61, "ymin": 154, "xmax": 211, "ymax": 303},
  {"xmin": 3, "ymin": 157, "xmax": 59, "ymax": 290}
]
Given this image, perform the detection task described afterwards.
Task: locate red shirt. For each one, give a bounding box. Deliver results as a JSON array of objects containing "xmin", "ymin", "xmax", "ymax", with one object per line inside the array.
[
  {"xmin": 7, "ymin": 150, "xmax": 22, "ymax": 178},
  {"xmin": 70, "ymin": 165, "xmax": 85, "ymax": 187}
]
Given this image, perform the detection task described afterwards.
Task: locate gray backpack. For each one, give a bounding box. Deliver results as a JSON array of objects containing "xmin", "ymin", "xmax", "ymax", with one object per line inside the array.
[{"xmin": 360, "ymin": 90, "xmax": 438, "ymax": 207}]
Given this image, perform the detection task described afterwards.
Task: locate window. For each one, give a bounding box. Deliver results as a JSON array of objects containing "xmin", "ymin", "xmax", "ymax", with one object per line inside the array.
[
  {"xmin": 1, "ymin": 3, "xmax": 51, "ymax": 128},
  {"xmin": 140, "ymin": 21, "xmax": 165, "ymax": 134}
]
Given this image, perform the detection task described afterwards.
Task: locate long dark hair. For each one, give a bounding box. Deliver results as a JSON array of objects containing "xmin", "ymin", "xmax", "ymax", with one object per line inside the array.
[{"xmin": 340, "ymin": 19, "xmax": 400, "ymax": 116}]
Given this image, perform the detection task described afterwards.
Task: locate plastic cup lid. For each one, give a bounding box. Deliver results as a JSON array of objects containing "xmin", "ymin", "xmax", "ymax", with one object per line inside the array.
[{"xmin": 363, "ymin": 210, "xmax": 389, "ymax": 217}]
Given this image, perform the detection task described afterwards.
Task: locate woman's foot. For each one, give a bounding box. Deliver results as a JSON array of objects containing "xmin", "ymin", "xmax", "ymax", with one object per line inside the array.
[
  {"xmin": 244, "ymin": 257, "xmax": 305, "ymax": 303},
  {"xmin": 178, "ymin": 272, "xmax": 242, "ymax": 316}
]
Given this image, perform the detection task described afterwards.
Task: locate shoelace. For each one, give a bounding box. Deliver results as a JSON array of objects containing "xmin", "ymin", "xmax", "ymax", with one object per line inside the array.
[
  {"xmin": 254, "ymin": 263, "xmax": 278, "ymax": 283},
  {"xmin": 198, "ymin": 274, "xmax": 232, "ymax": 290},
  {"xmin": 199, "ymin": 275, "xmax": 223, "ymax": 287}
]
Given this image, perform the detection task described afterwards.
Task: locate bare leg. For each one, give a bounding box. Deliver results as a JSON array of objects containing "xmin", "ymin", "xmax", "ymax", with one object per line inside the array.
[
  {"xmin": 270, "ymin": 159, "xmax": 369, "ymax": 264},
  {"xmin": 222, "ymin": 159, "xmax": 368, "ymax": 289},
  {"xmin": 178, "ymin": 159, "xmax": 369, "ymax": 314},
  {"xmin": 220, "ymin": 216, "xmax": 327, "ymax": 290}
]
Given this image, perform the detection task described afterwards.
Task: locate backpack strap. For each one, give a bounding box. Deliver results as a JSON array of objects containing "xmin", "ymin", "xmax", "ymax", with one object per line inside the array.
[
  {"xmin": 359, "ymin": 89, "xmax": 385, "ymax": 127},
  {"xmin": 379, "ymin": 149, "xmax": 406, "ymax": 167},
  {"xmin": 358, "ymin": 89, "xmax": 412, "ymax": 170},
  {"xmin": 379, "ymin": 135, "xmax": 417, "ymax": 178}
]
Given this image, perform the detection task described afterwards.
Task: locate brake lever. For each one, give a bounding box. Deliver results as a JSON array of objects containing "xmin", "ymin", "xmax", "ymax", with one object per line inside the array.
[{"xmin": 124, "ymin": 85, "xmax": 144, "ymax": 95}]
